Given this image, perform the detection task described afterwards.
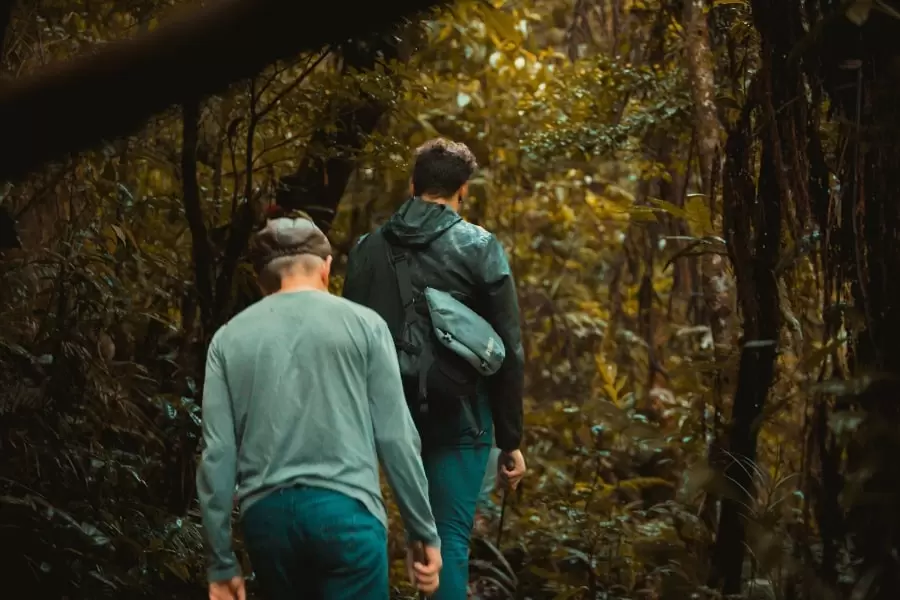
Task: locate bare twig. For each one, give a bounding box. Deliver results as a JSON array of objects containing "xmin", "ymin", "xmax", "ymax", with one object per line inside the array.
[{"xmin": 257, "ymin": 48, "xmax": 331, "ymax": 120}]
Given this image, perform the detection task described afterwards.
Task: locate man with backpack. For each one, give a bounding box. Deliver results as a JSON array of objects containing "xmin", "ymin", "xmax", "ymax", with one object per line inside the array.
[
  {"xmin": 342, "ymin": 138, "xmax": 527, "ymax": 600},
  {"xmin": 196, "ymin": 214, "xmax": 442, "ymax": 600}
]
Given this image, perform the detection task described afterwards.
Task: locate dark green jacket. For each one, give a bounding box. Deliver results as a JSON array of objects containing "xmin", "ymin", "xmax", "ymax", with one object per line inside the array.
[{"xmin": 342, "ymin": 197, "xmax": 525, "ymax": 451}]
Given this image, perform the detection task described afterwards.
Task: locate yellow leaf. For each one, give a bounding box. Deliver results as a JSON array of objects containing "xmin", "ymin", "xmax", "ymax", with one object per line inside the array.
[
  {"xmin": 647, "ymin": 197, "xmax": 689, "ymax": 219},
  {"xmin": 111, "ymin": 224, "xmax": 126, "ymax": 246},
  {"xmin": 619, "ymin": 477, "xmax": 675, "ymax": 491},
  {"xmin": 594, "ymin": 355, "xmax": 611, "ymax": 384},
  {"xmin": 573, "ymin": 481, "xmax": 592, "ymax": 494},
  {"xmin": 606, "ymin": 362, "xmax": 618, "ymax": 382},
  {"xmin": 605, "ymin": 184, "xmax": 635, "ymax": 203},
  {"xmin": 684, "ymin": 194, "xmax": 714, "ymax": 235},
  {"xmin": 628, "ymin": 206, "xmax": 659, "ymax": 222},
  {"xmin": 603, "ymin": 383, "xmax": 619, "ymax": 405},
  {"xmin": 436, "ymin": 23, "xmax": 454, "ymax": 43},
  {"xmin": 479, "ymin": 4, "xmax": 521, "ymax": 43}
]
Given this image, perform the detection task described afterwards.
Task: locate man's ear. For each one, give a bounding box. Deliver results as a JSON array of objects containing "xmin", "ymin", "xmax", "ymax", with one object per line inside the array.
[
  {"xmin": 409, "ymin": 179, "xmax": 415, "ymax": 197},
  {"xmin": 458, "ymin": 181, "xmax": 470, "ymax": 200},
  {"xmin": 321, "ymin": 255, "xmax": 333, "ymax": 284}
]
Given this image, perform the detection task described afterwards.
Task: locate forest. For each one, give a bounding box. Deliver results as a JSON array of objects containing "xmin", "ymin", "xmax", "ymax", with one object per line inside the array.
[{"xmin": 1, "ymin": 0, "xmax": 899, "ymax": 598}]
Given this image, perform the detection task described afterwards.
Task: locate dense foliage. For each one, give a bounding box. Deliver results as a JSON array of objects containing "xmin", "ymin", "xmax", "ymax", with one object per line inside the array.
[{"xmin": 3, "ymin": 0, "xmax": 900, "ymax": 598}]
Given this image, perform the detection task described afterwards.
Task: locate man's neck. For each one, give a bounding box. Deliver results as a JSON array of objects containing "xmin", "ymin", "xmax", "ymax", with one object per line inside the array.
[
  {"xmin": 418, "ymin": 194, "xmax": 460, "ymax": 212},
  {"xmin": 277, "ymin": 278, "xmax": 326, "ymax": 294},
  {"xmin": 419, "ymin": 194, "xmax": 453, "ymax": 205}
]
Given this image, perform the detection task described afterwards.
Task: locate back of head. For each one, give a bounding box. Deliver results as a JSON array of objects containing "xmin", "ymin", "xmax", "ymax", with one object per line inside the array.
[
  {"xmin": 249, "ymin": 212, "xmax": 333, "ymax": 294},
  {"xmin": 412, "ymin": 138, "xmax": 478, "ymax": 199}
]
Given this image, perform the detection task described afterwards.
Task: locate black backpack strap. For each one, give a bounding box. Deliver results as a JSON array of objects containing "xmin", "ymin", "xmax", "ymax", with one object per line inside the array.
[
  {"xmin": 388, "ymin": 244, "xmax": 416, "ymax": 320},
  {"xmin": 387, "ymin": 243, "xmax": 432, "ymax": 402}
]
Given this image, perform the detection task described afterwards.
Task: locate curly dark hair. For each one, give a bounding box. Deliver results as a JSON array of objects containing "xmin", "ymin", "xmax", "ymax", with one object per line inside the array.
[{"xmin": 411, "ymin": 138, "xmax": 478, "ymax": 199}]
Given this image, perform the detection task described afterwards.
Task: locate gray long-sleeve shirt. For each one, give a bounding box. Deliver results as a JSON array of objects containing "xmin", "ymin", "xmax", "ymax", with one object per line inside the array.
[{"xmin": 196, "ymin": 289, "xmax": 439, "ymax": 582}]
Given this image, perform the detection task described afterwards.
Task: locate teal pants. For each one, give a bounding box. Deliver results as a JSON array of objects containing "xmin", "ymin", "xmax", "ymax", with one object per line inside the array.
[
  {"xmin": 416, "ymin": 395, "xmax": 493, "ymax": 600},
  {"xmin": 240, "ymin": 486, "xmax": 388, "ymax": 600}
]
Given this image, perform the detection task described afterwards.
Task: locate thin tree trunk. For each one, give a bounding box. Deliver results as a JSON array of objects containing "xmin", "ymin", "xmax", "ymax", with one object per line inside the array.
[
  {"xmin": 711, "ymin": 0, "xmax": 806, "ymax": 589},
  {"xmin": 683, "ymin": 0, "xmax": 722, "ymax": 199},
  {"xmin": 682, "ymin": 0, "xmax": 731, "ymax": 563}
]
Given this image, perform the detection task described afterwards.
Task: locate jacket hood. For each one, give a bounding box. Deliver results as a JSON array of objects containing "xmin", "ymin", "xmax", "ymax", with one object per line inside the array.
[{"xmin": 382, "ymin": 197, "xmax": 463, "ymax": 249}]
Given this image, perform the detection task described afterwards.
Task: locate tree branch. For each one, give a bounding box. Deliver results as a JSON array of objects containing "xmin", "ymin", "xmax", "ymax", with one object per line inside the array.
[
  {"xmin": 0, "ymin": 0, "xmax": 446, "ymax": 183},
  {"xmin": 0, "ymin": 0, "xmax": 19, "ymax": 248},
  {"xmin": 257, "ymin": 49, "xmax": 331, "ymax": 120},
  {"xmin": 0, "ymin": 0, "xmax": 14, "ymax": 55}
]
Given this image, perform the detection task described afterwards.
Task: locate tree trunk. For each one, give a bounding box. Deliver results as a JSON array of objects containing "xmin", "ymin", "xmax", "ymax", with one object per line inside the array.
[
  {"xmin": 682, "ymin": 0, "xmax": 721, "ymax": 199},
  {"xmin": 711, "ymin": 0, "xmax": 811, "ymax": 592},
  {"xmin": 825, "ymin": 9, "xmax": 900, "ymax": 597},
  {"xmin": 714, "ymin": 118, "xmax": 781, "ymax": 592}
]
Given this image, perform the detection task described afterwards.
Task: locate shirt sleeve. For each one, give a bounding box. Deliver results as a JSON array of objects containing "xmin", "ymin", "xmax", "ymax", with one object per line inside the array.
[
  {"xmin": 477, "ymin": 235, "xmax": 526, "ymax": 451},
  {"xmin": 366, "ymin": 318, "xmax": 441, "ymax": 548},
  {"xmin": 196, "ymin": 338, "xmax": 241, "ymax": 582}
]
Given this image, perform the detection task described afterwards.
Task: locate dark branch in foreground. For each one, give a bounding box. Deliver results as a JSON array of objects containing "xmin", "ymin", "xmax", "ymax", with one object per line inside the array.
[{"xmin": 0, "ymin": 0, "xmax": 445, "ymax": 183}]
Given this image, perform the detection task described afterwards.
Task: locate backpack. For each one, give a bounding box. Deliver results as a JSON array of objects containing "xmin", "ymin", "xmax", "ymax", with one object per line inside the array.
[{"xmin": 384, "ymin": 238, "xmax": 507, "ymax": 414}]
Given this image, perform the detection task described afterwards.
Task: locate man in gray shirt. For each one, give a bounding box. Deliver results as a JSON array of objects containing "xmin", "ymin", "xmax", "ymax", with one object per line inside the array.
[{"xmin": 197, "ymin": 213, "xmax": 442, "ymax": 600}]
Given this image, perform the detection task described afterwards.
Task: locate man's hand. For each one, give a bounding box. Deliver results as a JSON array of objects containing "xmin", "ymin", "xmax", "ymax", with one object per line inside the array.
[
  {"xmin": 498, "ymin": 449, "xmax": 526, "ymax": 490},
  {"xmin": 209, "ymin": 576, "xmax": 246, "ymax": 600},
  {"xmin": 406, "ymin": 543, "xmax": 442, "ymax": 596}
]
